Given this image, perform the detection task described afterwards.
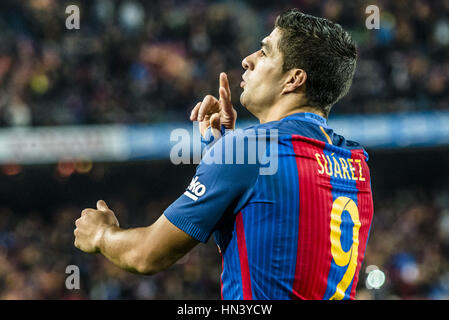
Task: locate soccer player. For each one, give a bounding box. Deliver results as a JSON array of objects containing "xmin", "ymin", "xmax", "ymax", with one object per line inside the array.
[{"xmin": 74, "ymin": 9, "xmax": 374, "ymax": 300}]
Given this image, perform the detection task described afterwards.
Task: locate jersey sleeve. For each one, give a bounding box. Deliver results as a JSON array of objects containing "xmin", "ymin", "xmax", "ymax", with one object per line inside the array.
[
  {"xmin": 201, "ymin": 125, "xmax": 226, "ymax": 147},
  {"xmin": 163, "ymin": 130, "xmax": 260, "ymax": 243}
]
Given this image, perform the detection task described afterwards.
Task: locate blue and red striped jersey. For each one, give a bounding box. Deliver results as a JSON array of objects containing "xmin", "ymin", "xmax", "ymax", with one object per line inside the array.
[{"xmin": 164, "ymin": 112, "xmax": 374, "ymax": 300}]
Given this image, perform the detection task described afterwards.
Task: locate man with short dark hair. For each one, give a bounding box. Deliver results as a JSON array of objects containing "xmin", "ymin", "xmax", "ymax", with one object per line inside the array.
[{"xmin": 74, "ymin": 9, "xmax": 373, "ymax": 300}]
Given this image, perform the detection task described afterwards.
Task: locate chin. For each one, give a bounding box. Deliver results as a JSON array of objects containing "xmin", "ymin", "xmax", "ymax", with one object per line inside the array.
[
  {"xmin": 239, "ymin": 92, "xmax": 247, "ymax": 108},
  {"xmin": 240, "ymin": 97, "xmax": 258, "ymax": 118}
]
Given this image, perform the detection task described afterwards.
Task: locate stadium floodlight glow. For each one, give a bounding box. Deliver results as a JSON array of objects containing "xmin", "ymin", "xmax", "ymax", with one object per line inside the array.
[
  {"xmin": 366, "ymin": 269, "xmax": 386, "ymax": 289},
  {"xmin": 1, "ymin": 163, "xmax": 22, "ymax": 176},
  {"xmin": 75, "ymin": 159, "xmax": 93, "ymax": 174},
  {"xmin": 365, "ymin": 264, "xmax": 379, "ymax": 273}
]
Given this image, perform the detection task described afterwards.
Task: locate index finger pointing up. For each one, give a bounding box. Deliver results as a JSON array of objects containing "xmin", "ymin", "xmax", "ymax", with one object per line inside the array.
[{"xmin": 219, "ymin": 72, "xmax": 231, "ymax": 99}]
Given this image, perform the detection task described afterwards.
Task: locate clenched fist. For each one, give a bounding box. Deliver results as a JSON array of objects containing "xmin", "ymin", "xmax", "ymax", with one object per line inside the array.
[{"xmin": 74, "ymin": 200, "xmax": 120, "ymax": 254}]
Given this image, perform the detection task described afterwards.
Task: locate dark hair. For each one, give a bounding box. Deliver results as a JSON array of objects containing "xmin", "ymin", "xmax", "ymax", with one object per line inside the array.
[{"xmin": 275, "ymin": 9, "xmax": 357, "ymax": 117}]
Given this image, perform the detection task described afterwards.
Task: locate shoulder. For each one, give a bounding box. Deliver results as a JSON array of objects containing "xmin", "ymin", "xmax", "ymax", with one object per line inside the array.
[
  {"xmin": 332, "ymin": 132, "xmax": 363, "ymax": 148},
  {"xmin": 198, "ymin": 129, "xmax": 261, "ymax": 178},
  {"xmin": 332, "ymin": 133, "xmax": 369, "ymax": 160}
]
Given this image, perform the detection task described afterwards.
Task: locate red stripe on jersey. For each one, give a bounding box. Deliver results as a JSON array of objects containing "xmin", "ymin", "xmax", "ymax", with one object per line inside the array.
[
  {"xmin": 236, "ymin": 211, "xmax": 253, "ymax": 300},
  {"xmin": 350, "ymin": 149, "xmax": 374, "ymax": 299},
  {"xmin": 218, "ymin": 245, "xmax": 224, "ymax": 300},
  {"xmin": 291, "ymin": 136, "xmax": 333, "ymax": 299}
]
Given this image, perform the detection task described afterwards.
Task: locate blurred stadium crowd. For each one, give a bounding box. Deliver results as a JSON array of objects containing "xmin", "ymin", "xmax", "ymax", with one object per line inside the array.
[
  {"xmin": 0, "ymin": 0, "xmax": 448, "ymax": 301},
  {"xmin": 0, "ymin": 164, "xmax": 224, "ymax": 300},
  {"xmin": 0, "ymin": 162, "xmax": 449, "ymax": 300},
  {"xmin": 0, "ymin": 197, "xmax": 222, "ymax": 299},
  {"xmin": 0, "ymin": 0, "xmax": 448, "ymax": 126}
]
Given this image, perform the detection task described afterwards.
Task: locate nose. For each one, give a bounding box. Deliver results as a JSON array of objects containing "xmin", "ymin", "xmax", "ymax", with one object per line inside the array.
[{"xmin": 241, "ymin": 52, "xmax": 255, "ymax": 71}]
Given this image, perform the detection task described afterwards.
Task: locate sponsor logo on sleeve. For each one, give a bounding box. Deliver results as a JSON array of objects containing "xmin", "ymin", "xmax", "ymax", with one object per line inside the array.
[{"xmin": 184, "ymin": 176, "xmax": 206, "ymax": 201}]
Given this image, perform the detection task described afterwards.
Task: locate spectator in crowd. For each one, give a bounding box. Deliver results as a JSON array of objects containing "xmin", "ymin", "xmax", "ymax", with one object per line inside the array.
[{"xmin": 0, "ymin": 0, "xmax": 447, "ymax": 127}]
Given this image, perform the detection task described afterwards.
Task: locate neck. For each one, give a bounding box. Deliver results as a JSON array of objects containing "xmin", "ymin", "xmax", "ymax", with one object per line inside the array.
[{"xmin": 257, "ymin": 105, "xmax": 326, "ymax": 124}]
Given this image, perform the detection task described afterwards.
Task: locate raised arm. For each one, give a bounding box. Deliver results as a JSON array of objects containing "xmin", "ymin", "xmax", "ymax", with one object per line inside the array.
[
  {"xmin": 75, "ymin": 73, "xmax": 252, "ymax": 275},
  {"xmin": 74, "ymin": 200, "xmax": 199, "ymax": 275},
  {"xmin": 190, "ymin": 72, "xmax": 237, "ymax": 137}
]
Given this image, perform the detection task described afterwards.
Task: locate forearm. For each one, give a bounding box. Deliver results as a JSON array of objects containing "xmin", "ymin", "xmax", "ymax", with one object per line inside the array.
[
  {"xmin": 99, "ymin": 225, "xmax": 156, "ymax": 275},
  {"xmin": 75, "ymin": 203, "xmax": 198, "ymax": 274},
  {"xmin": 97, "ymin": 214, "xmax": 198, "ymax": 275}
]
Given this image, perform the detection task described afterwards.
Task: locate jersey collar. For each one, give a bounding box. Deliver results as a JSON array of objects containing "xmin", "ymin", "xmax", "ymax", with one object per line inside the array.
[{"xmin": 280, "ymin": 112, "xmax": 328, "ymax": 128}]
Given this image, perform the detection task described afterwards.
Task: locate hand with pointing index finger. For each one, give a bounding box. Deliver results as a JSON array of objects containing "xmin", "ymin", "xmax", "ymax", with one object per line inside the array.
[
  {"xmin": 74, "ymin": 200, "xmax": 119, "ymax": 254},
  {"xmin": 190, "ymin": 72, "xmax": 237, "ymax": 138}
]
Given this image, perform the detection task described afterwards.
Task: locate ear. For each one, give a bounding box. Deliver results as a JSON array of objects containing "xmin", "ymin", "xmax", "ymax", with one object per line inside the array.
[{"xmin": 281, "ymin": 69, "xmax": 307, "ymax": 94}]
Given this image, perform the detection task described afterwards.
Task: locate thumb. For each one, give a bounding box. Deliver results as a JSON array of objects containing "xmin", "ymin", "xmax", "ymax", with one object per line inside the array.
[
  {"xmin": 210, "ymin": 113, "xmax": 221, "ymax": 130},
  {"xmin": 96, "ymin": 200, "xmax": 109, "ymax": 212},
  {"xmin": 209, "ymin": 113, "xmax": 222, "ymax": 140}
]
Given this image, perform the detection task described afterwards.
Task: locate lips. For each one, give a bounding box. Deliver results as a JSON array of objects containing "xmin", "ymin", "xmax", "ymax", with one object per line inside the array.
[{"xmin": 241, "ymin": 74, "xmax": 246, "ymax": 88}]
